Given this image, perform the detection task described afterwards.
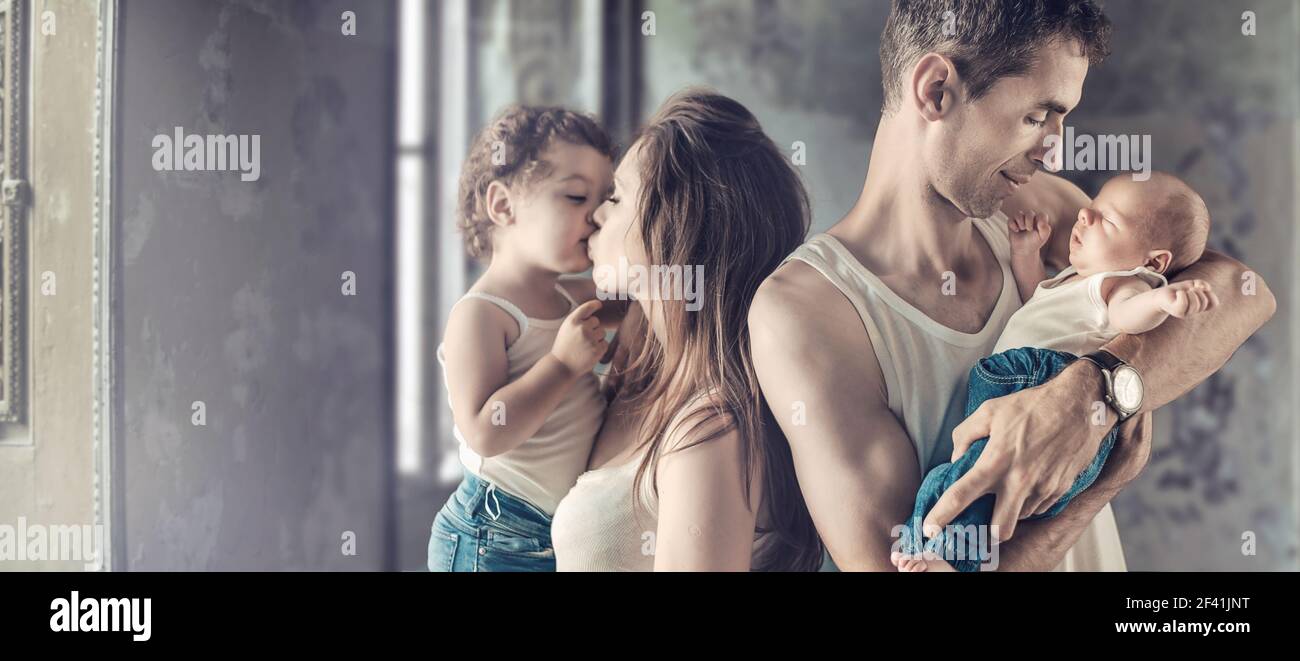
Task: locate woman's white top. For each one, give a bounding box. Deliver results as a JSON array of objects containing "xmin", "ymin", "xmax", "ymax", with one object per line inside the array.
[
  {"xmin": 551, "ymin": 454, "xmax": 660, "ymax": 571},
  {"xmin": 552, "ymin": 391, "xmax": 775, "ymax": 571},
  {"xmin": 436, "ymin": 284, "xmax": 605, "ymax": 515},
  {"xmin": 994, "ymin": 265, "xmax": 1169, "ymax": 356},
  {"xmin": 782, "ymin": 213, "xmax": 1127, "ymax": 572}
]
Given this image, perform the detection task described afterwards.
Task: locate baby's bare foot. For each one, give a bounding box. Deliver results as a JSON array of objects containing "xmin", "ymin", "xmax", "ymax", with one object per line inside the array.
[
  {"xmin": 890, "ymin": 551, "xmax": 921, "ymax": 571},
  {"xmin": 890, "ymin": 551, "xmax": 929, "ymax": 572},
  {"xmin": 920, "ymin": 549, "xmax": 957, "ymax": 572},
  {"xmin": 890, "ymin": 551, "xmax": 909, "ymax": 571}
]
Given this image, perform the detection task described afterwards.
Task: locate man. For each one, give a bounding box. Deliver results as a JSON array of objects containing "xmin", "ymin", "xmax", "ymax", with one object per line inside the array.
[{"xmin": 749, "ymin": 0, "xmax": 1275, "ymax": 571}]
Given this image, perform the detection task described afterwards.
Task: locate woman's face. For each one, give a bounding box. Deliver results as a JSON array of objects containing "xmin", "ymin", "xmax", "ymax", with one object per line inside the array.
[{"xmin": 589, "ymin": 139, "xmax": 652, "ymax": 298}]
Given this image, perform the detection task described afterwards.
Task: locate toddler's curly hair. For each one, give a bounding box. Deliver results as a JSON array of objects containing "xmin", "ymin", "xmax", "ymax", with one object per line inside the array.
[{"xmin": 457, "ymin": 105, "xmax": 615, "ymax": 258}]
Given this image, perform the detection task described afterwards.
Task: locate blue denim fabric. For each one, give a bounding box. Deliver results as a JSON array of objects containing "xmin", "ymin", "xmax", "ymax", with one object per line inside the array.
[
  {"xmin": 896, "ymin": 346, "xmax": 1119, "ymax": 572},
  {"xmin": 427, "ymin": 471, "xmax": 556, "ymax": 572}
]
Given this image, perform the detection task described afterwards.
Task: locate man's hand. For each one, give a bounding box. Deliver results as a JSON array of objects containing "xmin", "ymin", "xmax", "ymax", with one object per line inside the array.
[
  {"xmin": 991, "ymin": 409, "xmax": 1152, "ymax": 571},
  {"xmin": 922, "ymin": 361, "xmax": 1112, "ymax": 542}
]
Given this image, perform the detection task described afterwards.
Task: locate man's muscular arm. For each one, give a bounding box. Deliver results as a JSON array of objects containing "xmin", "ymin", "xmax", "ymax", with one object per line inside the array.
[
  {"xmin": 749, "ymin": 264, "xmax": 917, "ymax": 570},
  {"xmin": 749, "ymin": 262, "xmax": 1122, "ymax": 570}
]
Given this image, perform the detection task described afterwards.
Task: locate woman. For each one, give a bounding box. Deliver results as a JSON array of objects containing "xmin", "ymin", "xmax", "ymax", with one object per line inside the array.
[{"xmin": 550, "ymin": 89, "xmax": 823, "ymax": 571}]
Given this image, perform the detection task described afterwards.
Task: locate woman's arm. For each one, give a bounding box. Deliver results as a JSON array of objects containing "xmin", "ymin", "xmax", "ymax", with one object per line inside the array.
[{"xmin": 653, "ymin": 415, "xmax": 761, "ymax": 571}]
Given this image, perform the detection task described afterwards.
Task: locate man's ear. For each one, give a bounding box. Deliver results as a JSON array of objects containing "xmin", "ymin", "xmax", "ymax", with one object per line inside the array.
[
  {"xmin": 910, "ymin": 53, "xmax": 960, "ymax": 122},
  {"xmin": 485, "ymin": 180, "xmax": 515, "ymax": 227},
  {"xmin": 1145, "ymin": 249, "xmax": 1173, "ymax": 274}
]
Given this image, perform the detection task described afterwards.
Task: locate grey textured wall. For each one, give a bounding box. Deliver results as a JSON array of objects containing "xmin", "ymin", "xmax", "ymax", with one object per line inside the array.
[
  {"xmin": 117, "ymin": 0, "xmax": 395, "ymax": 570},
  {"xmin": 1076, "ymin": 0, "xmax": 1297, "ymax": 572},
  {"xmin": 641, "ymin": 0, "xmax": 1299, "ymax": 569}
]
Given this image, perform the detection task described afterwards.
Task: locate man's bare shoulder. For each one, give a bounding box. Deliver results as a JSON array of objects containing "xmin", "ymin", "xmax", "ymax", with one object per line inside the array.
[
  {"xmin": 751, "ymin": 260, "xmax": 851, "ymax": 336},
  {"xmin": 750, "ymin": 259, "xmax": 885, "ymax": 391}
]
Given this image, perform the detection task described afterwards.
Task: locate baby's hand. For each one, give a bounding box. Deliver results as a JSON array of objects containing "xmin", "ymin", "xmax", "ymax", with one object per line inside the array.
[
  {"xmin": 1007, "ymin": 211, "xmax": 1052, "ymax": 256},
  {"xmin": 1158, "ymin": 280, "xmax": 1218, "ymax": 318},
  {"xmin": 550, "ymin": 300, "xmax": 609, "ymax": 376}
]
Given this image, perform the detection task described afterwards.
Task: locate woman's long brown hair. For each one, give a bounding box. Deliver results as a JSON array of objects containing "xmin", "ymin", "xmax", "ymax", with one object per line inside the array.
[{"xmin": 619, "ymin": 88, "xmax": 823, "ymax": 571}]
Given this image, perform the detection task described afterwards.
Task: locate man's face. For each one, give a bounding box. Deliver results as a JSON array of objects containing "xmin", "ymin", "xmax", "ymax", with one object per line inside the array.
[{"xmin": 925, "ymin": 39, "xmax": 1089, "ymax": 219}]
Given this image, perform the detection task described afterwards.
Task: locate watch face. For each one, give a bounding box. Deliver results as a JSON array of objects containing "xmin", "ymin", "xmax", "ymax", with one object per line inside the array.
[{"xmin": 1113, "ymin": 366, "xmax": 1143, "ymax": 412}]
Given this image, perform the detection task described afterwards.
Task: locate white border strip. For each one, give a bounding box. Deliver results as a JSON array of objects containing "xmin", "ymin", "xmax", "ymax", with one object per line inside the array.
[
  {"xmin": 396, "ymin": 0, "xmax": 429, "ymax": 475},
  {"xmin": 91, "ymin": 0, "xmax": 118, "ymax": 572},
  {"xmin": 432, "ymin": 0, "xmax": 471, "ymax": 481}
]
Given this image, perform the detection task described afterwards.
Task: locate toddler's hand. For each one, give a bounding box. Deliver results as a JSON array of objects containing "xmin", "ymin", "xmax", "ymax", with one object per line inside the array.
[
  {"xmin": 1158, "ymin": 279, "xmax": 1218, "ymax": 318},
  {"xmin": 550, "ymin": 299, "xmax": 609, "ymax": 376},
  {"xmin": 1007, "ymin": 211, "xmax": 1052, "ymax": 257}
]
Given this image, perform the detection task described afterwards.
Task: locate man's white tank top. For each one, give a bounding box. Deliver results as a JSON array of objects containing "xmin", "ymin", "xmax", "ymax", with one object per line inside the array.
[
  {"xmin": 784, "ymin": 212, "xmax": 1126, "ymax": 572},
  {"xmin": 436, "ymin": 284, "xmax": 605, "ymax": 516}
]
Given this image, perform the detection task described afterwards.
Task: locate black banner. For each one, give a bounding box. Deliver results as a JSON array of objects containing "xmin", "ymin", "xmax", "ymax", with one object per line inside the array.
[{"xmin": 2, "ymin": 571, "xmax": 1291, "ymax": 650}]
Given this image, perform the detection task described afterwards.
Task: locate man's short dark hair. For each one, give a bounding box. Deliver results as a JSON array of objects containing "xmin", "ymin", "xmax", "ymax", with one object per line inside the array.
[{"xmin": 879, "ymin": 0, "xmax": 1112, "ymax": 114}]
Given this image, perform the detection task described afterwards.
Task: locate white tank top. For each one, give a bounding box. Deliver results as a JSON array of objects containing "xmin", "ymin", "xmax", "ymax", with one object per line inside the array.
[
  {"xmin": 786, "ymin": 217, "xmax": 1020, "ymax": 474},
  {"xmin": 436, "ymin": 284, "xmax": 605, "ymax": 515},
  {"xmin": 551, "ymin": 454, "xmax": 660, "ymax": 571},
  {"xmin": 994, "ymin": 265, "xmax": 1168, "ymax": 355},
  {"xmin": 785, "ymin": 213, "xmax": 1126, "ymax": 572},
  {"xmin": 552, "ymin": 391, "xmax": 778, "ymax": 571}
]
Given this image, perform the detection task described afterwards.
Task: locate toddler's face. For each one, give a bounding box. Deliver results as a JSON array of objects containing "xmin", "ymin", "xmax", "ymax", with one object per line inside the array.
[
  {"xmin": 505, "ymin": 141, "xmax": 613, "ymax": 274},
  {"xmin": 1068, "ymin": 176, "xmax": 1173, "ymax": 275}
]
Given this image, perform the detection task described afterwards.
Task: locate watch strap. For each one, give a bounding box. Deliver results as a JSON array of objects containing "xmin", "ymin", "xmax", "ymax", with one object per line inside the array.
[
  {"xmin": 1080, "ymin": 349, "xmax": 1126, "ymax": 372},
  {"xmin": 1080, "ymin": 349, "xmax": 1138, "ymax": 422}
]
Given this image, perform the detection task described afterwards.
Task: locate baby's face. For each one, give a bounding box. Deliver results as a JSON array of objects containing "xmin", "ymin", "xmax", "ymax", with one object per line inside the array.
[{"xmin": 1067, "ymin": 176, "xmax": 1171, "ymax": 275}]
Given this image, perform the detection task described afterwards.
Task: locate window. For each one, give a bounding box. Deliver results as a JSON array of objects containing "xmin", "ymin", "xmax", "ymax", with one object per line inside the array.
[
  {"xmin": 0, "ymin": 0, "xmax": 118, "ymax": 570},
  {"xmin": 0, "ymin": 0, "xmax": 27, "ymax": 425}
]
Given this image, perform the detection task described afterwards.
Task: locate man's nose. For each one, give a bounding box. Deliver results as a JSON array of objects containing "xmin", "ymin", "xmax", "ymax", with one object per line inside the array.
[
  {"xmin": 1030, "ymin": 147, "xmax": 1052, "ymax": 172},
  {"xmin": 1032, "ymin": 125, "xmax": 1064, "ymax": 171}
]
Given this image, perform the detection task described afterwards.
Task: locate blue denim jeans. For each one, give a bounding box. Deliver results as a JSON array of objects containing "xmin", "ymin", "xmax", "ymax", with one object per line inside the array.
[
  {"xmin": 897, "ymin": 346, "xmax": 1119, "ymax": 572},
  {"xmin": 427, "ymin": 471, "xmax": 556, "ymax": 572}
]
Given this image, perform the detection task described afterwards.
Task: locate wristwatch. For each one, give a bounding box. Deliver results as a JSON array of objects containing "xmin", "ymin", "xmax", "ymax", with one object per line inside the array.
[{"xmin": 1078, "ymin": 349, "xmax": 1143, "ymax": 422}]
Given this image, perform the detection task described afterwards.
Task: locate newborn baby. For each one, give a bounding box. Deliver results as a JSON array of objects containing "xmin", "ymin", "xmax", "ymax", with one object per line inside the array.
[{"xmin": 894, "ymin": 171, "xmax": 1217, "ymax": 572}]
